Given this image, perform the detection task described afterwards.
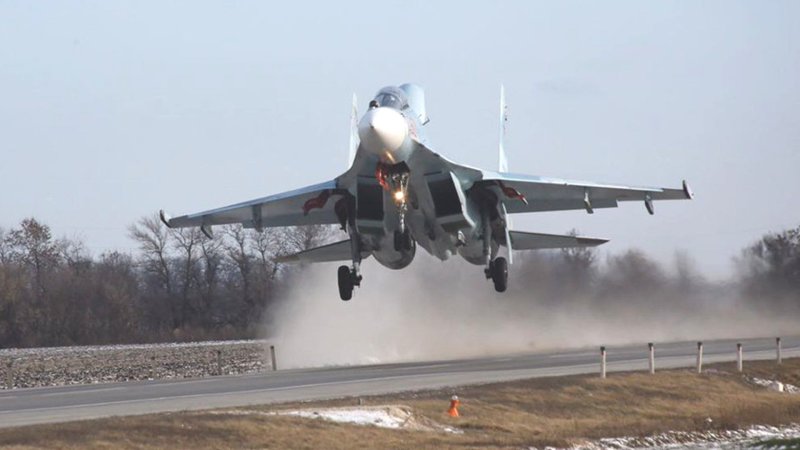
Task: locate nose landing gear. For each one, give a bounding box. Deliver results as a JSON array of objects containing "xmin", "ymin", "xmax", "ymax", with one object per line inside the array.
[
  {"xmin": 377, "ymin": 162, "xmax": 413, "ymax": 254},
  {"xmin": 393, "ymin": 229, "xmax": 412, "ymax": 252}
]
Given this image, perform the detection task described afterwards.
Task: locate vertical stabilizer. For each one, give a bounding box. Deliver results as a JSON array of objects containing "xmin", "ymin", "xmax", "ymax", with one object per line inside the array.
[
  {"xmin": 498, "ymin": 84, "xmax": 509, "ymax": 172},
  {"xmin": 499, "ymin": 85, "xmax": 512, "ymax": 263},
  {"xmin": 348, "ymin": 93, "xmax": 358, "ymax": 168}
]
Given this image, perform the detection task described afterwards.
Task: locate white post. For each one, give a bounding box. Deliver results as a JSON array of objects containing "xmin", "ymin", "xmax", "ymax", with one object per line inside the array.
[
  {"xmin": 600, "ymin": 346, "xmax": 607, "ymax": 379},
  {"xmin": 270, "ymin": 345, "xmax": 277, "ymax": 371},
  {"xmin": 737, "ymin": 343, "xmax": 743, "ymax": 372},
  {"xmin": 648, "ymin": 342, "xmax": 655, "ymax": 374},
  {"xmin": 5, "ymin": 359, "xmax": 12, "ymax": 389},
  {"xmin": 777, "ymin": 337, "xmax": 782, "ymax": 365},
  {"xmin": 696, "ymin": 342, "xmax": 703, "ymax": 374}
]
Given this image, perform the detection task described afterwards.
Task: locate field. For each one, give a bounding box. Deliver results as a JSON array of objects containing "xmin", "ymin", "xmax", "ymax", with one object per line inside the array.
[{"xmin": 0, "ymin": 358, "xmax": 798, "ymax": 449}]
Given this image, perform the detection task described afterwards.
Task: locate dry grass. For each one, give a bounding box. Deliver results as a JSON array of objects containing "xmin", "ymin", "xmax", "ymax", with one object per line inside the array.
[{"xmin": 1, "ymin": 358, "xmax": 799, "ymax": 449}]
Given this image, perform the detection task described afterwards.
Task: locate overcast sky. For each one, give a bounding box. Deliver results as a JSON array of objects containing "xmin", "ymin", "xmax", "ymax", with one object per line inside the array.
[{"xmin": 1, "ymin": 1, "xmax": 798, "ymax": 278}]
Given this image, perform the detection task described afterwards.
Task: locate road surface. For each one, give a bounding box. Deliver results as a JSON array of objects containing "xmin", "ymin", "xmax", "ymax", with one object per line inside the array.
[{"xmin": 0, "ymin": 337, "xmax": 795, "ymax": 428}]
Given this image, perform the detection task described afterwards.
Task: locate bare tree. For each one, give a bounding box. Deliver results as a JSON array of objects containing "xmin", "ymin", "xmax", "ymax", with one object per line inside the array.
[
  {"xmin": 128, "ymin": 214, "xmax": 176, "ymax": 328},
  {"xmin": 198, "ymin": 236, "xmax": 223, "ymax": 320},
  {"xmin": 172, "ymin": 227, "xmax": 204, "ymax": 328},
  {"xmin": 6, "ymin": 218, "xmax": 60, "ymax": 297},
  {"xmin": 223, "ymin": 225, "xmax": 253, "ymax": 323},
  {"xmin": 739, "ymin": 226, "xmax": 800, "ymax": 308}
]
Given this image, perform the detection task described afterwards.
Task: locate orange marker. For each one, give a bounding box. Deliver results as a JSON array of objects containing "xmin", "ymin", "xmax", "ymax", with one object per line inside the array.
[{"xmin": 447, "ymin": 395, "xmax": 460, "ymax": 417}]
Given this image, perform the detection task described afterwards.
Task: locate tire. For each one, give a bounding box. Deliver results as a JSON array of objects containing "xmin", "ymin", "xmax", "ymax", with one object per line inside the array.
[
  {"xmin": 337, "ymin": 265, "xmax": 353, "ymax": 301},
  {"xmin": 492, "ymin": 257, "xmax": 508, "ymax": 293}
]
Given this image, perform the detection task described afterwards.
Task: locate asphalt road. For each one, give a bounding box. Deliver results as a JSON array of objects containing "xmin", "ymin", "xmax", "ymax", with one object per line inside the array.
[{"xmin": 0, "ymin": 337, "xmax": 795, "ymax": 428}]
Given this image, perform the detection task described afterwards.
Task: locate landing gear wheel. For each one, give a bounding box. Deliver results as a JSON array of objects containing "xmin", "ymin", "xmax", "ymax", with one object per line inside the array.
[
  {"xmin": 491, "ymin": 257, "xmax": 508, "ymax": 293},
  {"xmin": 337, "ymin": 265, "xmax": 353, "ymax": 301},
  {"xmin": 393, "ymin": 230, "xmax": 412, "ymax": 252}
]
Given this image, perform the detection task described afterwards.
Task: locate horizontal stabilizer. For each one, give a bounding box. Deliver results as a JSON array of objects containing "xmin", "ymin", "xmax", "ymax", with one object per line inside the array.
[
  {"xmin": 508, "ymin": 230, "xmax": 608, "ymax": 250},
  {"xmin": 276, "ymin": 239, "xmax": 363, "ymax": 264}
]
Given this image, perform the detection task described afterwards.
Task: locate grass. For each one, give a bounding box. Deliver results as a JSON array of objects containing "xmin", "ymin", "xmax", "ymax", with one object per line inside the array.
[{"xmin": 1, "ymin": 358, "xmax": 799, "ymax": 449}]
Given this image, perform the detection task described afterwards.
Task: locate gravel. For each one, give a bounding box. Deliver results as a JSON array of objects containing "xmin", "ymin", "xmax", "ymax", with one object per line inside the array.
[{"xmin": 0, "ymin": 340, "xmax": 271, "ymax": 389}]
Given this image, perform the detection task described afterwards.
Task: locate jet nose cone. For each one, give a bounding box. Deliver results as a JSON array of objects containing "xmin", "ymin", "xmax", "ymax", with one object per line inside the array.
[{"xmin": 358, "ymin": 107, "xmax": 408, "ymax": 158}]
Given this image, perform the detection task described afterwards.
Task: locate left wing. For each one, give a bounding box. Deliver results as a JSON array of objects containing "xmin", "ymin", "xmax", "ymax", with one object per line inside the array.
[
  {"xmin": 509, "ymin": 230, "xmax": 608, "ymax": 250},
  {"xmin": 475, "ymin": 172, "xmax": 693, "ymax": 215},
  {"xmin": 161, "ymin": 180, "xmax": 346, "ymax": 233}
]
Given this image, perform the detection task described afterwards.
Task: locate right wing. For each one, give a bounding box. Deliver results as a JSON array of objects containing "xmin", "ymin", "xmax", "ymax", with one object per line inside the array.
[
  {"xmin": 476, "ymin": 173, "xmax": 693, "ymax": 215},
  {"xmin": 162, "ymin": 180, "xmax": 346, "ymax": 231}
]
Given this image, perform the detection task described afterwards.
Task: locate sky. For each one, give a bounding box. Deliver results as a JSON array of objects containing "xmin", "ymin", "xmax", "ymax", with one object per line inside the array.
[{"xmin": 1, "ymin": 1, "xmax": 798, "ymax": 278}]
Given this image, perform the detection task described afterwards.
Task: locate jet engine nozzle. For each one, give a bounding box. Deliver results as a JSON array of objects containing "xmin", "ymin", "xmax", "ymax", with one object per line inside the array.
[{"xmin": 358, "ymin": 107, "xmax": 408, "ymax": 162}]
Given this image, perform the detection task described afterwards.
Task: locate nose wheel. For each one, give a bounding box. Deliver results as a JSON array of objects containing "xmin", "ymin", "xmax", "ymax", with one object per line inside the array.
[{"xmin": 485, "ymin": 257, "xmax": 508, "ymax": 292}]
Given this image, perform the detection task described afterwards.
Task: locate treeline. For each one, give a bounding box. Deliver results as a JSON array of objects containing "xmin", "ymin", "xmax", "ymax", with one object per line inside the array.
[
  {"xmin": 0, "ymin": 216, "xmax": 330, "ymax": 347},
  {"xmin": 505, "ymin": 227, "xmax": 800, "ymax": 317},
  {"xmin": 0, "ymin": 217, "xmax": 798, "ymax": 348}
]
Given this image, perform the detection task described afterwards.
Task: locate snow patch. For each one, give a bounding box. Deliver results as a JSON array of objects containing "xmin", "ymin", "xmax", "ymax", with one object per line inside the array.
[
  {"xmin": 284, "ymin": 407, "xmax": 406, "ymax": 428},
  {"xmin": 572, "ymin": 423, "xmax": 800, "ymax": 449},
  {"xmin": 749, "ymin": 376, "xmax": 800, "ymax": 394},
  {"xmin": 271, "ymin": 405, "xmax": 461, "ymax": 433}
]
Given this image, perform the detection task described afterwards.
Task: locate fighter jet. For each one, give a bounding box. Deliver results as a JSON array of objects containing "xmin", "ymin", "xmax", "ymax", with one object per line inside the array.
[{"xmin": 160, "ymin": 83, "xmax": 692, "ymax": 300}]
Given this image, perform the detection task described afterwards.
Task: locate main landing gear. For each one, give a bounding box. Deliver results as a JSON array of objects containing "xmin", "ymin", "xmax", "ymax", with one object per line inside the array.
[
  {"xmin": 485, "ymin": 257, "xmax": 508, "ymax": 293},
  {"xmin": 337, "ymin": 265, "xmax": 361, "ymax": 301}
]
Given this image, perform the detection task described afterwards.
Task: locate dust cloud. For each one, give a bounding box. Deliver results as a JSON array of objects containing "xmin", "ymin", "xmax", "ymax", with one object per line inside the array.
[{"xmin": 264, "ymin": 253, "xmax": 796, "ymax": 369}]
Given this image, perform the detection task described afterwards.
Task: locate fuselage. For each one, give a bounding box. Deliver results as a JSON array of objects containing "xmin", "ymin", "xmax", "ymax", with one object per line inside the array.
[{"xmin": 344, "ymin": 84, "xmax": 492, "ymax": 271}]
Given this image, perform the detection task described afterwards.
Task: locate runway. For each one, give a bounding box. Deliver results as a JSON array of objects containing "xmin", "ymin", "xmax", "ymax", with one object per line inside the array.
[{"xmin": 0, "ymin": 337, "xmax": 795, "ymax": 428}]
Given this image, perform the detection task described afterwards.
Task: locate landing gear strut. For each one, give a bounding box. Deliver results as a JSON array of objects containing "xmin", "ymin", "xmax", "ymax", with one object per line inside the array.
[
  {"xmin": 377, "ymin": 161, "xmax": 411, "ymax": 235},
  {"xmin": 479, "ymin": 204, "xmax": 508, "ymax": 293}
]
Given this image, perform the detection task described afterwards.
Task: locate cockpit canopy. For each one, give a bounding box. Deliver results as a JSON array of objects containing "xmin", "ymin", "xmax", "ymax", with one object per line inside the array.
[{"xmin": 373, "ymin": 86, "xmax": 409, "ymax": 110}]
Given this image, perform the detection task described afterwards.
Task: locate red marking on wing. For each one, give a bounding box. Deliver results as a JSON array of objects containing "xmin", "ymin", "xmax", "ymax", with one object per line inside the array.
[
  {"xmin": 302, "ymin": 190, "xmax": 331, "ymax": 216},
  {"xmin": 497, "ymin": 181, "xmax": 528, "ymax": 205}
]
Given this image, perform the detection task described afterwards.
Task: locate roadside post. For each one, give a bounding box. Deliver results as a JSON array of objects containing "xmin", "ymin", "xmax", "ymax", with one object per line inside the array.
[
  {"xmin": 600, "ymin": 346, "xmax": 607, "ymax": 379},
  {"xmin": 777, "ymin": 337, "xmax": 782, "ymax": 365},
  {"xmin": 270, "ymin": 345, "xmax": 277, "ymax": 371},
  {"xmin": 696, "ymin": 342, "xmax": 703, "ymax": 374},
  {"xmin": 216, "ymin": 350, "xmax": 223, "ymax": 376},
  {"xmin": 5, "ymin": 359, "xmax": 12, "ymax": 389},
  {"xmin": 648, "ymin": 343, "xmax": 655, "ymax": 374},
  {"xmin": 737, "ymin": 343, "xmax": 743, "ymax": 372}
]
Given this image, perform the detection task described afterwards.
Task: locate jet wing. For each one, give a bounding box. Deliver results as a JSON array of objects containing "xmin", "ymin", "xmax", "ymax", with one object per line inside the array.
[
  {"xmin": 509, "ymin": 230, "xmax": 608, "ymax": 250},
  {"xmin": 477, "ymin": 173, "xmax": 693, "ymax": 215},
  {"xmin": 162, "ymin": 180, "xmax": 345, "ymax": 231}
]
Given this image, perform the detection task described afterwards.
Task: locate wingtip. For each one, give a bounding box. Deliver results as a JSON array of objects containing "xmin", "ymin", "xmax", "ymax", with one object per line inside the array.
[
  {"xmin": 682, "ymin": 180, "xmax": 694, "ymax": 200},
  {"xmin": 159, "ymin": 209, "xmax": 173, "ymax": 228},
  {"xmin": 577, "ymin": 237, "xmax": 610, "ymax": 247}
]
